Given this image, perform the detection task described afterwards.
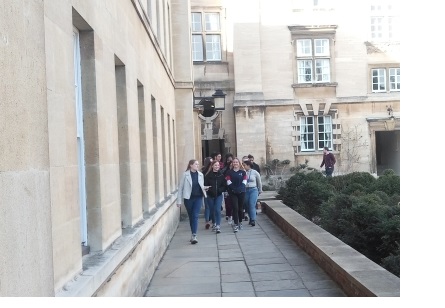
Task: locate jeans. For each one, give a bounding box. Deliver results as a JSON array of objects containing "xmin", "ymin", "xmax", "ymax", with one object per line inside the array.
[
  {"xmin": 325, "ymin": 166, "xmax": 334, "ymax": 177},
  {"xmin": 184, "ymin": 196, "xmax": 203, "ymax": 235},
  {"xmin": 245, "ymin": 187, "xmax": 259, "ymax": 223},
  {"xmin": 206, "ymin": 194, "xmax": 223, "ymax": 226}
]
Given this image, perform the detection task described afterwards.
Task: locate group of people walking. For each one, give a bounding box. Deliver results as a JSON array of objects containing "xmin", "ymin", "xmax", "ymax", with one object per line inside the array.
[
  {"xmin": 176, "ymin": 152, "xmax": 263, "ymax": 244},
  {"xmin": 177, "ymin": 148, "xmax": 336, "ymax": 244}
]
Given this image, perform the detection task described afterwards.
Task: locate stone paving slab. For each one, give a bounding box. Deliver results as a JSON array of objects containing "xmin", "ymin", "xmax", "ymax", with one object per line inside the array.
[{"xmin": 144, "ymin": 211, "xmax": 346, "ymax": 297}]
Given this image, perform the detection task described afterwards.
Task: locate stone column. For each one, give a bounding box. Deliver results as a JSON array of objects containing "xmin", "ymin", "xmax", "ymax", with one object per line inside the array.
[{"xmin": 0, "ymin": 0, "xmax": 55, "ymax": 296}]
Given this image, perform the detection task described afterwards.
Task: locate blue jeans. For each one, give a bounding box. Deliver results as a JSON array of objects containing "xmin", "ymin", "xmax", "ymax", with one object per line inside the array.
[
  {"xmin": 245, "ymin": 187, "xmax": 259, "ymax": 223},
  {"xmin": 184, "ymin": 196, "xmax": 203, "ymax": 235},
  {"xmin": 206, "ymin": 194, "xmax": 223, "ymax": 226}
]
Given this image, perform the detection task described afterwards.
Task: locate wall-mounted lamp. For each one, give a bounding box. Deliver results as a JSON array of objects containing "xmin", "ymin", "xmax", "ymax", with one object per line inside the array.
[
  {"xmin": 194, "ymin": 89, "xmax": 226, "ymax": 118},
  {"xmin": 212, "ymin": 89, "xmax": 226, "ymax": 110}
]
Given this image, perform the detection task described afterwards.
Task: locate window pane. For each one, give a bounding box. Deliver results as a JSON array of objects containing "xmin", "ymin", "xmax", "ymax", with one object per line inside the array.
[
  {"xmin": 389, "ymin": 67, "xmax": 400, "ymax": 91},
  {"xmin": 315, "ymin": 59, "xmax": 330, "ymax": 82},
  {"xmin": 300, "ymin": 116, "xmax": 315, "ymax": 151},
  {"xmin": 296, "ymin": 39, "xmax": 312, "ymax": 57},
  {"xmin": 192, "ymin": 35, "xmax": 203, "ymax": 61},
  {"xmin": 205, "ymin": 13, "xmax": 220, "ymax": 31},
  {"xmin": 317, "ymin": 115, "xmax": 332, "ymax": 150},
  {"xmin": 314, "ymin": 39, "xmax": 329, "ymax": 56},
  {"xmin": 372, "ymin": 68, "xmax": 386, "ymax": 92},
  {"xmin": 298, "ymin": 60, "xmax": 312, "ymax": 83},
  {"xmin": 191, "ymin": 13, "xmax": 202, "ymax": 32},
  {"xmin": 205, "ymin": 35, "xmax": 221, "ymax": 61}
]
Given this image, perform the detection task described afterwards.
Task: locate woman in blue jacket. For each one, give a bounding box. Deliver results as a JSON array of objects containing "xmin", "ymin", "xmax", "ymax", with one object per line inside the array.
[{"xmin": 225, "ymin": 157, "xmax": 247, "ymax": 232}]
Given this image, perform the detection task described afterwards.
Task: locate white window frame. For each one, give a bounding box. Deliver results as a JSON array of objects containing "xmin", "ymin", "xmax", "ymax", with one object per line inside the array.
[
  {"xmin": 300, "ymin": 115, "xmax": 333, "ymax": 151},
  {"xmin": 389, "ymin": 67, "xmax": 400, "ymax": 91},
  {"xmin": 371, "ymin": 67, "xmax": 400, "ymax": 93},
  {"xmin": 372, "ymin": 68, "xmax": 386, "ymax": 92},
  {"xmin": 296, "ymin": 38, "xmax": 330, "ymax": 83},
  {"xmin": 191, "ymin": 11, "xmax": 221, "ymax": 62}
]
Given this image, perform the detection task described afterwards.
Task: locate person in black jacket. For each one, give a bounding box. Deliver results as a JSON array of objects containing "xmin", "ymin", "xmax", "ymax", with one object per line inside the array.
[{"xmin": 204, "ymin": 160, "xmax": 227, "ymax": 233}]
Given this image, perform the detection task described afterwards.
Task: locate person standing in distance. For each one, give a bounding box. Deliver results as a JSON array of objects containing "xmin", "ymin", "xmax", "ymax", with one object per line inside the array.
[
  {"xmin": 320, "ymin": 147, "xmax": 336, "ymax": 177},
  {"xmin": 177, "ymin": 159, "xmax": 209, "ymax": 244}
]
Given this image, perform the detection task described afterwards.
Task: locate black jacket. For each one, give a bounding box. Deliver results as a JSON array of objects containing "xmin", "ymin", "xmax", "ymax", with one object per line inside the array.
[{"xmin": 204, "ymin": 170, "xmax": 227, "ymax": 198}]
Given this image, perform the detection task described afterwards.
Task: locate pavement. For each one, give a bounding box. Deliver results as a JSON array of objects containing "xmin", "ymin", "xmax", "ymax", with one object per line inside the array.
[{"xmin": 144, "ymin": 203, "xmax": 347, "ymax": 297}]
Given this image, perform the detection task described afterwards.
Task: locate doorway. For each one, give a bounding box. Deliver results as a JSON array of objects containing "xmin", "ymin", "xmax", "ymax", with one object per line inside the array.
[
  {"xmin": 375, "ymin": 130, "xmax": 400, "ymax": 175},
  {"xmin": 202, "ymin": 139, "xmax": 225, "ymax": 161}
]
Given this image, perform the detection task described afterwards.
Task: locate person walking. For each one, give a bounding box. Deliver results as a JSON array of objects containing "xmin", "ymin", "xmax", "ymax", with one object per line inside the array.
[
  {"xmin": 221, "ymin": 153, "xmax": 234, "ymax": 224},
  {"xmin": 177, "ymin": 159, "xmax": 209, "ymax": 244},
  {"xmin": 225, "ymin": 157, "xmax": 247, "ymax": 232},
  {"xmin": 243, "ymin": 160, "xmax": 262, "ymax": 226},
  {"xmin": 320, "ymin": 146, "xmax": 336, "ymax": 177},
  {"xmin": 202, "ymin": 157, "xmax": 213, "ymax": 229},
  {"xmin": 211, "ymin": 152, "xmax": 224, "ymax": 170},
  {"xmin": 248, "ymin": 154, "xmax": 261, "ymax": 174},
  {"xmin": 204, "ymin": 160, "xmax": 227, "ymax": 234}
]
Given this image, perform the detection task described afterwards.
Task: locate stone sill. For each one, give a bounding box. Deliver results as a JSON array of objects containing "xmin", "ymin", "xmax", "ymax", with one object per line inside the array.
[{"xmin": 260, "ymin": 198, "xmax": 400, "ymax": 297}]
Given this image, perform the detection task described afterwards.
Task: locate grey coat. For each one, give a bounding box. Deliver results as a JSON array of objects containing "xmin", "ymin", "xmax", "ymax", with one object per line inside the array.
[{"xmin": 177, "ymin": 170, "xmax": 207, "ymax": 204}]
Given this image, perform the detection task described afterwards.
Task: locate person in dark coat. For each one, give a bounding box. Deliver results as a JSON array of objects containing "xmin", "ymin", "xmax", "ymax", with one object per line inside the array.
[
  {"xmin": 204, "ymin": 160, "xmax": 227, "ymax": 233},
  {"xmin": 320, "ymin": 147, "xmax": 336, "ymax": 177}
]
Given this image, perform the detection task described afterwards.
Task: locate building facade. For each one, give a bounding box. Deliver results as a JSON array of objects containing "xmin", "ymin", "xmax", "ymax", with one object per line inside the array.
[
  {"xmin": 1, "ymin": 0, "xmax": 195, "ymax": 296},
  {"xmin": 0, "ymin": 0, "xmax": 400, "ymax": 297},
  {"xmin": 192, "ymin": 0, "xmax": 400, "ymax": 176}
]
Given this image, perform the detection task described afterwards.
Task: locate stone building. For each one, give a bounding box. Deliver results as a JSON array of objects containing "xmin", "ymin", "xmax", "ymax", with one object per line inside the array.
[
  {"xmin": 193, "ymin": 0, "xmax": 400, "ymax": 176},
  {"xmin": 0, "ymin": 0, "xmax": 400, "ymax": 297},
  {"xmin": 1, "ymin": 0, "xmax": 195, "ymax": 296}
]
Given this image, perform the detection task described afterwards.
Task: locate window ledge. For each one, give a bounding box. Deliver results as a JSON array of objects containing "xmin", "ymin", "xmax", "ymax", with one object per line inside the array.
[
  {"xmin": 292, "ymin": 82, "xmax": 338, "ymax": 88},
  {"xmin": 193, "ymin": 61, "xmax": 228, "ymax": 65},
  {"xmin": 295, "ymin": 151, "xmax": 339, "ymax": 156}
]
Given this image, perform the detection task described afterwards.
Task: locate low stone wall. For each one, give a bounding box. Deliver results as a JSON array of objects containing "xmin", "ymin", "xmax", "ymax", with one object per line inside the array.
[{"xmin": 260, "ymin": 199, "xmax": 400, "ymax": 297}]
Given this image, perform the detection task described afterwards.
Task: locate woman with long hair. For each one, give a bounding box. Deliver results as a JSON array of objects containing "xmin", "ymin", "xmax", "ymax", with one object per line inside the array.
[
  {"xmin": 221, "ymin": 153, "xmax": 234, "ymax": 224},
  {"xmin": 204, "ymin": 160, "xmax": 227, "ymax": 233},
  {"xmin": 177, "ymin": 159, "xmax": 209, "ymax": 244},
  {"xmin": 225, "ymin": 157, "xmax": 247, "ymax": 232},
  {"xmin": 242, "ymin": 160, "xmax": 262, "ymax": 226},
  {"xmin": 201, "ymin": 157, "xmax": 213, "ymax": 229}
]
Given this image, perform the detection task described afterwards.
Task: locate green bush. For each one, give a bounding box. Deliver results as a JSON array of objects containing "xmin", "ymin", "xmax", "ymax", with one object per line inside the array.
[
  {"xmin": 277, "ymin": 170, "xmax": 400, "ymax": 277},
  {"xmin": 370, "ymin": 170, "xmax": 400, "ymax": 196}
]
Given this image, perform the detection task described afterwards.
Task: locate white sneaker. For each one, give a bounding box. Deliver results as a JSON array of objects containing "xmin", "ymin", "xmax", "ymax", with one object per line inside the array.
[
  {"xmin": 191, "ymin": 234, "xmax": 198, "ymax": 244},
  {"xmin": 228, "ymin": 217, "xmax": 233, "ymax": 225},
  {"xmin": 216, "ymin": 225, "xmax": 221, "ymax": 234},
  {"xmin": 233, "ymin": 225, "xmax": 238, "ymax": 233}
]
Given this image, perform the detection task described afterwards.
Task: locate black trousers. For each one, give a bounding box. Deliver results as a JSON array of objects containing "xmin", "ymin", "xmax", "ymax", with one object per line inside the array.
[{"xmin": 229, "ymin": 192, "xmax": 245, "ymax": 225}]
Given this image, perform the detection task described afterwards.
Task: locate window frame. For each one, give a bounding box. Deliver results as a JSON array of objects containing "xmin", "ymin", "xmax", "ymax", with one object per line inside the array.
[
  {"xmin": 191, "ymin": 11, "xmax": 222, "ymax": 62},
  {"xmin": 296, "ymin": 38, "xmax": 331, "ymax": 84},
  {"xmin": 289, "ymin": 25, "xmax": 337, "ymax": 87},
  {"xmin": 300, "ymin": 115, "xmax": 333, "ymax": 152},
  {"xmin": 370, "ymin": 66, "xmax": 400, "ymax": 93}
]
